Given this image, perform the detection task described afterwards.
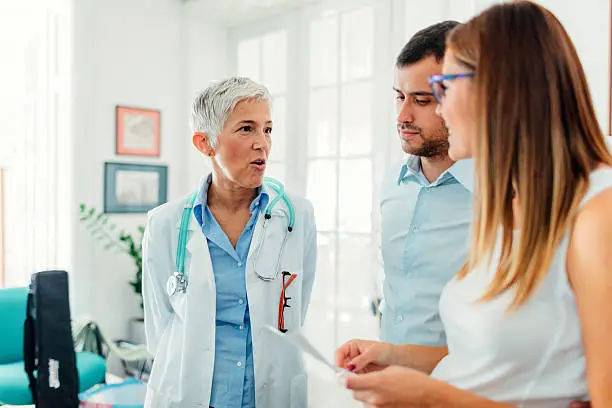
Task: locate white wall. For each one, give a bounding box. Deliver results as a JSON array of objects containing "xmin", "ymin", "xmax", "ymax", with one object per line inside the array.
[{"xmin": 71, "ymin": 0, "xmax": 226, "ymax": 348}]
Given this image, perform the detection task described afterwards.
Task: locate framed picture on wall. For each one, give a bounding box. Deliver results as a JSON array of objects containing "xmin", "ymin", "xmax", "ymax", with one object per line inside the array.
[
  {"xmin": 104, "ymin": 162, "xmax": 168, "ymax": 213},
  {"xmin": 116, "ymin": 106, "xmax": 161, "ymax": 156}
]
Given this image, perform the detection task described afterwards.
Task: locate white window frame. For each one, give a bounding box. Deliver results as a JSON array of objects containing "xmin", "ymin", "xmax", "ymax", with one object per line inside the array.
[{"xmin": 229, "ymin": 0, "xmax": 399, "ymax": 351}]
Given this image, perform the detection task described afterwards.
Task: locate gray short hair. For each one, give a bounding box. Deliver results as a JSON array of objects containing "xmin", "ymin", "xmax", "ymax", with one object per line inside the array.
[{"xmin": 190, "ymin": 77, "xmax": 272, "ymax": 147}]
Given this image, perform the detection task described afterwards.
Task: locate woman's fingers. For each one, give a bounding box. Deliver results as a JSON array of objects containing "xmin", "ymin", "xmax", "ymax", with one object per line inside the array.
[
  {"xmin": 352, "ymin": 390, "xmax": 380, "ymax": 406},
  {"xmin": 335, "ymin": 340, "xmax": 358, "ymax": 369},
  {"xmin": 348, "ymin": 346, "xmax": 382, "ymax": 372},
  {"xmin": 344, "ymin": 370, "xmax": 379, "ymax": 391},
  {"xmin": 335, "ymin": 339, "xmax": 369, "ymax": 369}
]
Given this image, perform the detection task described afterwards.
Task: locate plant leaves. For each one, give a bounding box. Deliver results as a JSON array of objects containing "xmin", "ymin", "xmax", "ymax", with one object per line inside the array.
[{"xmin": 77, "ymin": 203, "xmax": 143, "ymax": 304}]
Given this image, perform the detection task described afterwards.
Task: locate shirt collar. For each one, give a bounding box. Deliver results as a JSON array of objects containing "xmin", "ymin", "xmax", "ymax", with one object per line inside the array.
[
  {"xmin": 397, "ymin": 155, "xmax": 422, "ymax": 185},
  {"xmin": 447, "ymin": 158, "xmax": 474, "ymax": 192},
  {"xmin": 193, "ymin": 174, "xmax": 269, "ymax": 226},
  {"xmin": 397, "ymin": 155, "xmax": 474, "ymax": 191}
]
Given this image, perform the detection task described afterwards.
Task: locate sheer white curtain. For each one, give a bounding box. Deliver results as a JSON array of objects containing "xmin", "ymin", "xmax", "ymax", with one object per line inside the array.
[{"xmin": 0, "ymin": 0, "xmax": 72, "ymax": 287}]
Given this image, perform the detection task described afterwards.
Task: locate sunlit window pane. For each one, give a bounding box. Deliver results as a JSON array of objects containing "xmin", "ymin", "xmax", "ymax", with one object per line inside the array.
[
  {"xmin": 337, "ymin": 234, "xmax": 376, "ymax": 309},
  {"xmin": 340, "ymin": 7, "xmax": 373, "ymax": 82},
  {"xmin": 263, "ymin": 30, "xmax": 287, "ymax": 93},
  {"xmin": 271, "ymin": 96, "xmax": 286, "ymax": 161},
  {"xmin": 308, "ymin": 88, "xmax": 338, "ymax": 157},
  {"xmin": 310, "ymin": 232, "xmax": 336, "ymax": 303},
  {"xmin": 338, "ymin": 158, "xmax": 371, "ymax": 233},
  {"xmin": 309, "ymin": 15, "xmax": 338, "ymax": 87},
  {"xmin": 238, "ymin": 37, "xmax": 261, "ymax": 82},
  {"xmin": 302, "ymin": 303, "xmax": 335, "ymax": 376},
  {"xmin": 340, "ymin": 82, "xmax": 372, "ymax": 156},
  {"xmin": 306, "ymin": 159, "xmax": 337, "ymax": 231},
  {"xmin": 337, "ymin": 312, "xmax": 379, "ymax": 345},
  {"xmin": 264, "ymin": 161, "xmax": 285, "ymax": 184}
]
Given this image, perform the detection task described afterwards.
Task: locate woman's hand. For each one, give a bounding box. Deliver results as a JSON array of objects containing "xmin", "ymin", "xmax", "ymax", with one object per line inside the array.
[
  {"xmin": 335, "ymin": 339, "xmax": 397, "ymax": 374},
  {"xmin": 343, "ymin": 365, "xmax": 436, "ymax": 408},
  {"xmin": 343, "ymin": 365, "xmax": 593, "ymax": 408}
]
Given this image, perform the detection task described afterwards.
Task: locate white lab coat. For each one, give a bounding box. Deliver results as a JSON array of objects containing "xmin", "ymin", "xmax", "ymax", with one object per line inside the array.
[{"xmin": 142, "ymin": 183, "xmax": 317, "ymax": 408}]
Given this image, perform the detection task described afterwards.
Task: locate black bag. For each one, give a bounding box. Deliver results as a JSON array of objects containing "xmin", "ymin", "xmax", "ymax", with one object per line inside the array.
[{"xmin": 24, "ymin": 270, "xmax": 79, "ymax": 408}]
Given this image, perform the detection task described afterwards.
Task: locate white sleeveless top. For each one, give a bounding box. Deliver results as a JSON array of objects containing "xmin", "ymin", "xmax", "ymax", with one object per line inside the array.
[{"xmin": 431, "ymin": 168, "xmax": 612, "ymax": 408}]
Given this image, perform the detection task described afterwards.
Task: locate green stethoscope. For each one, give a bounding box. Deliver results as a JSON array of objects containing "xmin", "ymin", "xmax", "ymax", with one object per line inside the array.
[{"xmin": 166, "ymin": 177, "xmax": 296, "ymax": 297}]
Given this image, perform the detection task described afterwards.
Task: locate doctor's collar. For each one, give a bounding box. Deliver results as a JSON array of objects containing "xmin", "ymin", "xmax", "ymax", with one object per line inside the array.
[{"xmin": 193, "ymin": 173, "xmax": 268, "ymax": 216}]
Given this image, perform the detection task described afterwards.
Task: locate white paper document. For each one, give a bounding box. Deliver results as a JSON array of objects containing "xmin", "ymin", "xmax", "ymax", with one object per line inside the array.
[
  {"xmin": 264, "ymin": 325, "xmax": 361, "ymax": 408},
  {"xmin": 263, "ymin": 325, "xmax": 348, "ymax": 375}
]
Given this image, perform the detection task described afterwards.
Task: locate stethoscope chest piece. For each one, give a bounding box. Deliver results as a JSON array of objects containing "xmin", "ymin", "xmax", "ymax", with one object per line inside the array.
[{"xmin": 167, "ymin": 272, "xmax": 188, "ymax": 296}]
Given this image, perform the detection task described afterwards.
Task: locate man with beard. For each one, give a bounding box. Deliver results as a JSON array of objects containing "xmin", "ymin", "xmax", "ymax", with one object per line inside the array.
[{"xmin": 379, "ymin": 21, "xmax": 474, "ymax": 348}]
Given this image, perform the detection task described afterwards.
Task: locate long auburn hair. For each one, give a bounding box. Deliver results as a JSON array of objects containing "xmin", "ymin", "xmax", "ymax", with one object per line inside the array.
[{"xmin": 448, "ymin": 1, "xmax": 612, "ymax": 309}]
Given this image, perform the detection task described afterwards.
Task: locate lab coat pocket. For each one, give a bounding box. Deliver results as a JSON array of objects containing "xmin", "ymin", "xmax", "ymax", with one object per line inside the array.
[
  {"xmin": 290, "ymin": 372, "xmax": 308, "ymax": 408},
  {"xmin": 252, "ymin": 212, "xmax": 289, "ymax": 280}
]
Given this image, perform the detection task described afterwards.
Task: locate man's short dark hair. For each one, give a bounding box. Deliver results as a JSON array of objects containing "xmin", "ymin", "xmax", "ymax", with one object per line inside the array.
[{"xmin": 396, "ymin": 20, "xmax": 460, "ymax": 67}]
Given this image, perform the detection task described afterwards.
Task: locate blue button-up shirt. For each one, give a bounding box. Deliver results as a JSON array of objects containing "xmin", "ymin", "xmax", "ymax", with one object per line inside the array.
[
  {"xmin": 379, "ymin": 156, "xmax": 473, "ymax": 346},
  {"xmin": 193, "ymin": 178, "xmax": 269, "ymax": 408}
]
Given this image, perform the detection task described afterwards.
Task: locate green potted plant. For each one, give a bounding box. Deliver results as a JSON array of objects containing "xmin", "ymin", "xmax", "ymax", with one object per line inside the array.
[{"xmin": 78, "ymin": 204, "xmax": 145, "ymax": 310}]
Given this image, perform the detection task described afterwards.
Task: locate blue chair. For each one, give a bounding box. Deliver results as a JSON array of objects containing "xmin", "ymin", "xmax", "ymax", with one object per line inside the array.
[{"xmin": 0, "ymin": 287, "xmax": 107, "ymax": 405}]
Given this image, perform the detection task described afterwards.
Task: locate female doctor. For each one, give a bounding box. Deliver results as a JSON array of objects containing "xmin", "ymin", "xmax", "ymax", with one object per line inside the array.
[{"xmin": 142, "ymin": 77, "xmax": 317, "ymax": 408}]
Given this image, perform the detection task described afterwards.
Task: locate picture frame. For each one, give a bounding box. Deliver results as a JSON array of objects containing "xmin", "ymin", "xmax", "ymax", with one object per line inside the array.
[
  {"xmin": 104, "ymin": 162, "xmax": 168, "ymax": 214},
  {"xmin": 116, "ymin": 106, "xmax": 161, "ymax": 157}
]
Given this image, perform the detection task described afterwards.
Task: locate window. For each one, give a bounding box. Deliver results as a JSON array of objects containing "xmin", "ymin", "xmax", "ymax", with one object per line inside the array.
[
  {"xmin": 0, "ymin": 0, "xmax": 72, "ymax": 287},
  {"xmin": 305, "ymin": 5, "xmax": 379, "ymax": 366},
  {"xmin": 232, "ymin": 2, "xmax": 386, "ymax": 373},
  {"xmin": 237, "ymin": 30, "xmax": 288, "ymax": 183}
]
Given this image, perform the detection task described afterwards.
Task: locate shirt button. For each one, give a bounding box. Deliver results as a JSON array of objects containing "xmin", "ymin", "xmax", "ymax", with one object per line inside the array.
[
  {"xmin": 236, "ymin": 361, "xmax": 243, "ymax": 367},
  {"xmin": 239, "ymin": 325, "xmax": 244, "ymax": 331},
  {"xmin": 397, "ymin": 314, "xmax": 404, "ymax": 322},
  {"xmin": 412, "ymin": 226, "xmax": 419, "ymax": 232},
  {"xmin": 238, "ymin": 298, "xmax": 244, "ymax": 305},
  {"xmin": 237, "ymin": 261, "xmax": 243, "ymax": 267}
]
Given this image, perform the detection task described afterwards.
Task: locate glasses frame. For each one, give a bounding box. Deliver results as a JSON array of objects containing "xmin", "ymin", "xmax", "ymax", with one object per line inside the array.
[
  {"xmin": 428, "ymin": 73, "xmax": 475, "ymax": 104},
  {"xmin": 278, "ymin": 271, "xmax": 298, "ymax": 333}
]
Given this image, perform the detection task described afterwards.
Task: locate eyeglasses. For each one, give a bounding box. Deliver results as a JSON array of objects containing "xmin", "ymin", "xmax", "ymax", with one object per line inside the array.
[
  {"xmin": 278, "ymin": 271, "xmax": 298, "ymax": 333},
  {"xmin": 428, "ymin": 73, "xmax": 474, "ymax": 104}
]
